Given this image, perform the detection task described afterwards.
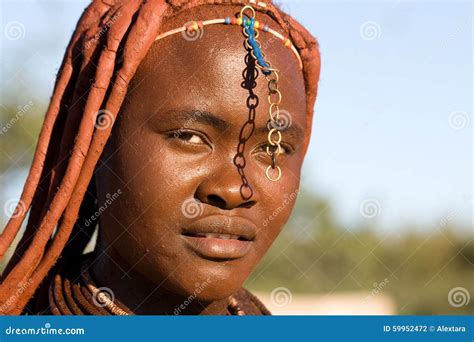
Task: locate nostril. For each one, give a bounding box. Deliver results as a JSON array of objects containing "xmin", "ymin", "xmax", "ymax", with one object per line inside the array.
[
  {"xmin": 238, "ymin": 201, "xmax": 256, "ymax": 209},
  {"xmin": 207, "ymin": 194, "xmax": 226, "ymax": 208}
]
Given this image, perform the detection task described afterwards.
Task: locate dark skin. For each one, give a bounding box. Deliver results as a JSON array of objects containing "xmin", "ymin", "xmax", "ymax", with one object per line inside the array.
[{"xmin": 92, "ymin": 5, "xmax": 308, "ymax": 315}]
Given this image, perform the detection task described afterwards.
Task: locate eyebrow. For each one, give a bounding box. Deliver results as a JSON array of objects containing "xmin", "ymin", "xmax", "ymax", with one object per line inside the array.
[
  {"xmin": 165, "ymin": 109, "xmax": 305, "ymax": 141},
  {"xmin": 255, "ymin": 122, "xmax": 305, "ymax": 142},
  {"xmin": 165, "ymin": 109, "xmax": 230, "ymax": 131}
]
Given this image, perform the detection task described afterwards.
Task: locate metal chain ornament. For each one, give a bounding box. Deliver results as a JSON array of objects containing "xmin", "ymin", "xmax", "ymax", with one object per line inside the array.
[{"xmin": 239, "ymin": 5, "xmax": 283, "ymax": 181}]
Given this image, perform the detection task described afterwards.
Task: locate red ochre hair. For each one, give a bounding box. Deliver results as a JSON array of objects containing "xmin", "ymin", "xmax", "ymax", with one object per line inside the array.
[{"xmin": 0, "ymin": 0, "xmax": 321, "ymax": 314}]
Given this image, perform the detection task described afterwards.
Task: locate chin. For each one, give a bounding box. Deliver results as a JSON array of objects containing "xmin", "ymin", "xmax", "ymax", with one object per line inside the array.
[
  {"xmin": 160, "ymin": 261, "xmax": 252, "ymax": 301},
  {"xmin": 181, "ymin": 282, "xmax": 243, "ymax": 302}
]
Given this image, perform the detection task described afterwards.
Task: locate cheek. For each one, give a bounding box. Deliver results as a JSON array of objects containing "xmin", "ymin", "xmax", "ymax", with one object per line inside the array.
[
  {"xmin": 96, "ymin": 134, "xmax": 190, "ymax": 248},
  {"xmin": 107, "ymin": 141, "xmax": 195, "ymax": 222},
  {"xmin": 253, "ymin": 174, "xmax": 301, "ymax": 253}
]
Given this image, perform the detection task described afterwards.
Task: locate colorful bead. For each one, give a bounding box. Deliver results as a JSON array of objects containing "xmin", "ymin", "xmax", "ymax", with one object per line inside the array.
[
  {"xmin": 231, "ymin": 17, "xmax": 236, "ymax": 25},
  {"xmin": 192, "ymin": 22, "xmax": 199, "ymax": 31},
  {"xmin": 263, "ymin": 24, "xmax": 269, "ymax": 32},
  {"xmin": 237, "ymin": 17, "xmax": 242, "ymax": 26},
  {"xmin": 225, "ymin": 16, "xmax": 231, "ymax": 24},
  {"xmin": 254, "ymin": 20, "xmax": 260, "ymax": 29},
  {"xmin": 284, "ymin": 38, "xmax": 291, "ymax": 47}
]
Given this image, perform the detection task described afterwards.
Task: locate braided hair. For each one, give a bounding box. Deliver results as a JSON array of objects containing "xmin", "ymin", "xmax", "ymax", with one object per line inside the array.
[{"xmin": 0, "ymin": 0, "xmax": 321, "ymax": 315}]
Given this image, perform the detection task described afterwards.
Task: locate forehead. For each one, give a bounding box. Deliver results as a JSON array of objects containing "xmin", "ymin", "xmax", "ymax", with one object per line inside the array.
[{"xmin": 125, "ymin": 4, "xmax": 306, "ymax": 130}]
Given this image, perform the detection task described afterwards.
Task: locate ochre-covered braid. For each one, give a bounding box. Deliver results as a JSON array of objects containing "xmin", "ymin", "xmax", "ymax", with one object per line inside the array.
[{"xmin": 0, "ymin": 0, "xmax": 321, "ymax": 315}]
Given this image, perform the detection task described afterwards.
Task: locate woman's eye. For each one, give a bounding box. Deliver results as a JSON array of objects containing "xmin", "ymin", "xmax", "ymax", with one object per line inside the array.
[
  {"xmin": 255, "ymin": 143, "xmax": 293, "ymax": 155},
  {"xmin": 173, "ymin": 131, "xmax": 205, "ymax": 144},
  {"xmin": 279, "ymin": 145, "xmax": 291, "ymax": 154}
]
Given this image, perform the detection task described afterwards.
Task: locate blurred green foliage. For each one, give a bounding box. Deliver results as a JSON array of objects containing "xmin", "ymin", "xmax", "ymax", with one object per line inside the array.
[
  {"xmin": 246, "ymin": 192, "xmax": 474, "ymax": 315},
  {"xmin": 0, "ymin": 101, "xmax": 44, "ymax": 172}
]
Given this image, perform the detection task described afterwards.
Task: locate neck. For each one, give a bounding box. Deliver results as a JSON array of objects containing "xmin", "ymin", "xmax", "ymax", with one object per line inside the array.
[{"xmin": 90, "ymin": 233, "xmax": 230, "ymax": 315}]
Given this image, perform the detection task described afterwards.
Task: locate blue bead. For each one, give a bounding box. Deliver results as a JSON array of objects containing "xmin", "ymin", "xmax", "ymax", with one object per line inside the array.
[
  {"xmin": 225, "ymin": 17, "xmax": 230, "ymax": 25},
  {"xmin": 263, "ymin": 24, "xmax": 269, "ymax": 32}
]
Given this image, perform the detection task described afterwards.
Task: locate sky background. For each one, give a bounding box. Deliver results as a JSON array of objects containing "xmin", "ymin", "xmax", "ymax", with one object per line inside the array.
[{"xmin": 0, "ymin": 0, "xmax": 472, "ymax": 233}]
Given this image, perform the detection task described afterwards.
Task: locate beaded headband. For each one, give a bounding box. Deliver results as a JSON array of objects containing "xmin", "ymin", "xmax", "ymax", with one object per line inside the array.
[{"xmin": 154, "ymin": 5, "xmax": 302, "ymax": 181}]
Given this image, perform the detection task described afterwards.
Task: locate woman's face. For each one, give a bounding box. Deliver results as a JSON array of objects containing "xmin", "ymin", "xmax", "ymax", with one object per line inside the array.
[{"xmin": 95, "ymin": 5, "xmax": 307, "ymax": 301}]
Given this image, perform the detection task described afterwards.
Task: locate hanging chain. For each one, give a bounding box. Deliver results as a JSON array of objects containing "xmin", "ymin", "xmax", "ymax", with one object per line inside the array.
[{"xmin": 240, "ymin": 5, "xmax": 282, "ymax": 181}]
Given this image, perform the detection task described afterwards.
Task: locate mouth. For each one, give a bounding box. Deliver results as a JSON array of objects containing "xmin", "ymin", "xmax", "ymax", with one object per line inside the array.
[
  {"xmin": 181, "ymin": 215, "xmax": 256, "ymax": 261},
  {"xmin": 182, "ymin": 232, "xmax": 250, "ymax": 241}
]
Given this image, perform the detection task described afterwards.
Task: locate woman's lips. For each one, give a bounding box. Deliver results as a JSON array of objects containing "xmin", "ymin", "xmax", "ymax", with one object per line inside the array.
[
  {"xmin": 181, "ymin": 215, "xmax": 256, "ymax": 260},
  {"xmin": 181, "ymin": 234, "xmax": 252, "ymax": 260}
]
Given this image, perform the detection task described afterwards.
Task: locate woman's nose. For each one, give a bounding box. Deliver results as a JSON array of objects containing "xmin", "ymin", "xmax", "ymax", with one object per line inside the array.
[{"xmin": 194, "ymin": 172, "xmax": 257, "ymax": 210}]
